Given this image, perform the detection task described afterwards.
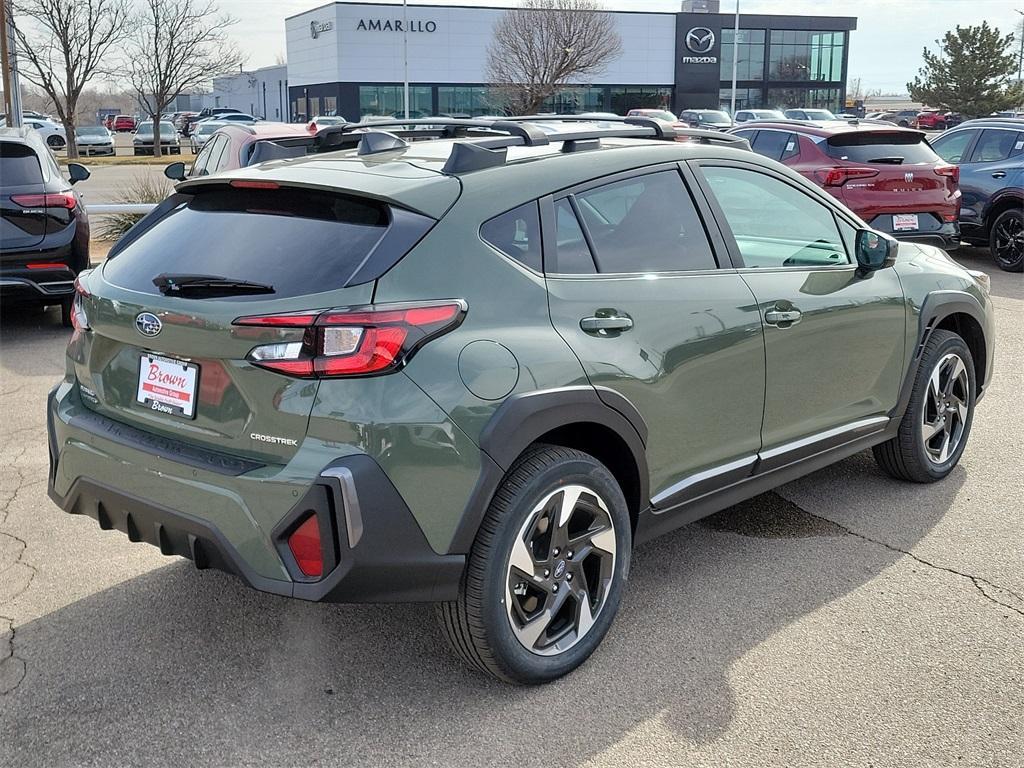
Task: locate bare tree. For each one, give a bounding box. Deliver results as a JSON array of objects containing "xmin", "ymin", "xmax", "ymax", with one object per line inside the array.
[
  {"xmin": 486, "ymin": 0, "xmax": 622, "ymax": 116},
  {"xmin": 11, "ymin": 0, "xmax": 134, "ymax": 159},
  {"xmin": 127, "ymin": 0, "xmax": 244, "ymax": 155}
]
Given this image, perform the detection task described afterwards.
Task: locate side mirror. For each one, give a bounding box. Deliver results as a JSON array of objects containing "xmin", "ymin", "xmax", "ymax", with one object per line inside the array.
[
  {"xmin": 67, "ymin": 162, "xmax": 90, "ymax": 185},
  {"xmin": 164, "ymin": 161, "xmax": 187, "ymax": 181},
  {"xmin": 854, "ymin": 229, "xmax": 897, "ymax": 275}
]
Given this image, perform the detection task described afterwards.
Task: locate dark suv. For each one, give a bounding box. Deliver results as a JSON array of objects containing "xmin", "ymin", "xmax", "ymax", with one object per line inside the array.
[
  {"xmin": 730, "ymin": 120, "xmax": 962, "ymax": 249},
  {"xmin": 929, "ymin": 118, "xmax": 1024, "ymax": 271},
  {"xmin": 47, "ymin": 117, "xmax": 995, "ymax": 684},
  {"xmin": 1, "ymin": 127, "xmax": 90, "ymax": 324}
]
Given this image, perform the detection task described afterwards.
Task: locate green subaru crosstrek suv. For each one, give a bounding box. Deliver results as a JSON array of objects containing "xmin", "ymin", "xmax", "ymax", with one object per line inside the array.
[{"xmin": 47, "ymin": 117, "xmax": 995, "ymax": 684}]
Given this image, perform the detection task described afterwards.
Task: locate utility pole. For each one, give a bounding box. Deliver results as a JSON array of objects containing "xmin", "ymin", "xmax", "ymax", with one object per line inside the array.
[
  {"xmin": 402, "ymin": 0, "xmax": 410, "ymax": 119},
  {"xmin": 1, "ymin": 0, "xmax": 23, "ymax": 127},
  {"xmin": 729, "ymin": 0, "xmax": 739, "ymax": 116}
]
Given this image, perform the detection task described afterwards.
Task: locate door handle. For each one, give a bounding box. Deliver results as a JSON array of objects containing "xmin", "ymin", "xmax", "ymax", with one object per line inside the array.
[
  {"xmin": 991, "ymin": 171, "xmax": 1007, "ymax": 179},
  {"xmin": 580, "ymin": 313, "xmax": 633, "ymax": 334},
  {"xmin": 765, "ymin": 308, "xmax": 802, "ymax": 326}
]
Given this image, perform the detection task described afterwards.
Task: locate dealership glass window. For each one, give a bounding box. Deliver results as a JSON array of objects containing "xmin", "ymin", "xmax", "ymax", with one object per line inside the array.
[
  {"xmin": 720, "ymin": 29, "xmax": 765, "ymax": 81},
  {"xmin": 321, "ymin": 96, "xmax": 338, "ymax": 117},
  {"xmin": 768, "ymin": 30, "xmax": 845, "ymax": 82},
  {"xmin": 719, "ymin": 87, "xmax": 763, "ymax": 111},
  {"xmin": 437, "ymin": 86, "xmax": 493, "ymax": 116},
  {"xmin": 359, "ymin": 86, "xmax": 432, "ymax": 119},
  {"xmin": 545, "ymin": 87, "xmax": 609, "ymax": 114},
  {"xmin": 609, "ymin": 87, "xmax": 672, "ymax": 115},
  {"xmin": 766, "ymin": 87, "xmax": 841, "ymax": 112}
]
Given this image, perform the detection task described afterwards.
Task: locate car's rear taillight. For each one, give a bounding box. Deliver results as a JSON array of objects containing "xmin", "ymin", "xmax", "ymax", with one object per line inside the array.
[
  {"xmin": 71, "ymin": 275, "xmax": 91, "ymax": 332},
  {"xmin": 934, "ymin": 164, "xmax": 960, "ymax": 183},
  {"xmin": 815, "ymin": 167, "xmax": 879, "ymax": 187},
  {"xmin": 288, "ymin": 514, "xmax": 323, "ymax": 578},
  {"xmin": 10, "ymin": 192, "xmax": 77, "ymax": 209},
  {"xmin": 233, "ymin": 301, "xmax": 466, "ymax": 378}
]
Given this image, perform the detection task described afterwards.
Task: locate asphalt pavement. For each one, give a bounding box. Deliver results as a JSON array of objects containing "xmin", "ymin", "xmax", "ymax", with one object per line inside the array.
[{"xmin": 0, "ymin": 248, "xmax": 1021, "ymax": 768}]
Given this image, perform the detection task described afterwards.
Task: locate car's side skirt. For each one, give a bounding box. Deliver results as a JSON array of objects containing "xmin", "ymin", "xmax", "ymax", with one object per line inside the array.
[{"xmin": 635, "ymin": 416, "xmax": 895, "ymax": 545}]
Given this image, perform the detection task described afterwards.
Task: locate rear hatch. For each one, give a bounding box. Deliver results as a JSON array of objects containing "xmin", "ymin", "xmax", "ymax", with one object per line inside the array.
[
  {"xmin": 822, "ymin": 130, "xmax": 959, "ymax": 230},
  {"xmin": 74, "ymin": 181, "xmax": 439, "ymax": 463},
  {"xmin": 0, "ymin": 141, "xmax": 48, "ymax": 252}
]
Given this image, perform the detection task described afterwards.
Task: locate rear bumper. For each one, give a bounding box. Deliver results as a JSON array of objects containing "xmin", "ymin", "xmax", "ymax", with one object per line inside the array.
[
  {"xmin": 46, "ymin": 385, "xmax": 464, "ymax": 603},
  {"xmin": 0, "ymin": 254, "xmax": 78, "ymax": 301}
]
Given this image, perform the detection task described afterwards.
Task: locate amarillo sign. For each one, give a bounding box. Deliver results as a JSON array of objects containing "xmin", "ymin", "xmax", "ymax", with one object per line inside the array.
[{"xmin": 356, "ymin": 18, "xmax": 438, "ymax": 32}]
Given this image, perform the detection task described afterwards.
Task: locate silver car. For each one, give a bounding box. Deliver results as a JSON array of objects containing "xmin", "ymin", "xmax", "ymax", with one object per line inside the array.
[
  {"xmin": 75, "ymin": 125, "xmax": 115, "ymax": 156},
  {"xmin": 189, "ymin": 120, "xmax": 226, "ymax": 153}
]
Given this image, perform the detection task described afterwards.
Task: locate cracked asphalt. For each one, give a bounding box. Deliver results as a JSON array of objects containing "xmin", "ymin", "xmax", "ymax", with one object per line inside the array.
[{"xmin": 0, "ymin": 248, "xmax": 1021, "ymax": 767}]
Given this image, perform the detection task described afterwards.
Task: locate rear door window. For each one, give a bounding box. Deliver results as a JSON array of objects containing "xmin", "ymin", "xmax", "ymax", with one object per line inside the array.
[
  {"xmin": 0, "ymin": 142, "xmax": 44, "ymax": 186},
  {"xmin": 480, "ymin": 202, "xmax": 542, "ymax": 271},
  {"xmin": 103, "ymin": 187, "xmax": 432, "ymax": 299},
  {"xmin": 968, "ymin": 130, "xmax": 1024, "ymax": 163},
  {"xmin": 825, "ymin": 132, "xmax": 941, "ymax": 164},
  {"xmin": 752, "ymin": 131, "xmax": 798, "ymax": 161},
  {"xmin": 573, "ymin": 170, "xmax": 717, "ymax": 273},
  {"xmin": 552, "ymin": 198, "xmax": 596, "ymax": 275}
]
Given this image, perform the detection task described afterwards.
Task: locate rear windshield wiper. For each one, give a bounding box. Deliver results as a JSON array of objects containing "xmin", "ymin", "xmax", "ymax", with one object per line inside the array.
[
  {"xmin": 153, "ymin": 273, "xmax": 275, "ymax": 297},
  {"xmin": 866, "ymin": 156, "xmax": 905, "ymax": 164}
]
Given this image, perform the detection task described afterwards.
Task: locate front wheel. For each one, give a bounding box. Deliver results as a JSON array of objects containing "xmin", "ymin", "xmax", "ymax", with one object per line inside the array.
[
  {"xmin": 437, "ymin": 444, "xmax": 631, "ymax": 684},
  {"xmin": 990, "ymin": 208, "xmax": 1024, "ymax": 272},
  {"xmin": 873, "ymin": 329, "xmax": 975, "ymax": 482},
  {"xmin": 47, "ymin": 135, "xmax": 65, "ymax": 149}
]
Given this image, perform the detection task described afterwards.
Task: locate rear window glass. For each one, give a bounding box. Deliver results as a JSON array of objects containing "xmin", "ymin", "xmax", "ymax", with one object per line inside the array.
[
  {"xmin": 480, "ymin": 202, "xmax": 542, "ymax": 271},
  {"xmin": 0, "ymin": 142, "xmax": 44, "ymax": 186},
  {"xmin": 104, "ymin": 187, "xmax": 428, "ymax": 299},
  {"xmin": 826, "ymin": 132, "xmax": 941, "ymax": 164}
]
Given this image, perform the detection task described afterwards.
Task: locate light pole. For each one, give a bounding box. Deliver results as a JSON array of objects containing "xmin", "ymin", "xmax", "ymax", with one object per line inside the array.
[
  {"xmin": 729, "ymin": 0, "xmax": 739, "ymax": 115},
  {"xmin": 403, "ymin": 0, "xmax": 410, "ymax": 119}
]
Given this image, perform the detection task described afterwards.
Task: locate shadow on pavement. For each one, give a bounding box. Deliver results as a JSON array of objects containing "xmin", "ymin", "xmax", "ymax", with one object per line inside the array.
[{"xmin": 0, "ymin": 454, "xmax": 964, "ymax": 767}]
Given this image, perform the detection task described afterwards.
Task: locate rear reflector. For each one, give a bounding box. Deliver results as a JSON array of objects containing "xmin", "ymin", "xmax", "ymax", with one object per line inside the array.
[
  {"xmin": 234, "ymin": 301, "xmax": 466, "ymax": 378},
  {"xmin": 229, "ymin": 180, "xmax": 280, "ymax": 190},
  {"xmin": 10, "ymin": 192, "xmax": 77, "ymax": 209},
  {"xmin": 25, "ymin": 262, "xmax": 67, "ymax": 270},
  {"xmin": 288, "ymin": 515, "xmax": 323, "ymax": 578}
]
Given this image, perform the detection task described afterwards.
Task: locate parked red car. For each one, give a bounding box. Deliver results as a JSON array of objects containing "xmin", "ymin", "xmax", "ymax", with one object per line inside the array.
[
  {"xmin": 730, "ymin": 121, "xmax": 961, "ymax": 249},
  {"xmin": 913, "ymin": 110, "xmax": 948, "ymax": 130},
  {"xmin": 112, "ymin": 115, "xmax": 136, "ymax": 132}
]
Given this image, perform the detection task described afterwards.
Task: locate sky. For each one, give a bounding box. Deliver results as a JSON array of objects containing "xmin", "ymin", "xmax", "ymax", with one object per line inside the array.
[{"xmin": 225, "ymin": 0, "xmax": 1024, "ymax": 93}]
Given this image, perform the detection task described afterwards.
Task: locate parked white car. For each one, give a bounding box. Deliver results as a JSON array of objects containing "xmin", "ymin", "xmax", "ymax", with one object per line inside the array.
[
  {"xmin": 75, "ymin": 125, "xmax": 116, "ymax": 156},
  {"xmin": 24, "ymin": 119, "xmax": 67, "ymax": 149},
  {"xmin": 189, "ymin": 120, "xmax": 226, "ymax": 152}
]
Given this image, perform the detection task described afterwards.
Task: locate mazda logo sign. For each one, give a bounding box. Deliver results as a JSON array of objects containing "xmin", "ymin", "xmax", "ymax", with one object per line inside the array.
[
  {"xmin": 685, "ymin": 27, "xmax": 715, "ymax": 54},
  {"xmin": 135, "ymin": 312, "xmax": 162, "ymax": 337}
]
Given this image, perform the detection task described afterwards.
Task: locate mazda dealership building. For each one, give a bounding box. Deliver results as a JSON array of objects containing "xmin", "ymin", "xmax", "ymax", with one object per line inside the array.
[{"xmin": 284, "ymin": 1, "xmax": 856, "ymax": 122}]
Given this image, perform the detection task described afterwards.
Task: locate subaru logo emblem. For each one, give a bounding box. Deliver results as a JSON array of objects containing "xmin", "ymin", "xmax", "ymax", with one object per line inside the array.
[
  {"xmin": 904, "ymin": 172, "xmax": 915, "ymax": 183},
  {"xmin": 135, "ymin": 312, "xmax": 162, "ymax": 337},
  {"xmin": 685, "ymin": 27, "xmax": 715, "ymax": 54}
]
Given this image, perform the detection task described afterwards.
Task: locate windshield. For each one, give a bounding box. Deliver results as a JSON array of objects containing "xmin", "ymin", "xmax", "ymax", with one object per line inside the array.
[
  {"xmin": 804, "ymin": 110, "xmax": 836, "ymax": 120},
  {"xmin": 826, "ymin": 132, "xmax": 941, "ymax": 164},
  {"xmin": 638, "ymin": 110, "xmax": 677, "ymax": 122},
  {"xmin": 198, "ymin": 122, "xmax": 223, "ymax": 135},
  {"xmin": 698, "ymin": 111, "xmax": 731, "ymax": 122},
  {"xmin": 754, "ymin": 110, "xmax": 785, "ymax": 119},
  {"xmin": 77, "ymin": 126, "xmax": 108, "ymax": 136},
  {"xmin": 137, "ymin": 122, "xmax": 175, "ymax": 134}
]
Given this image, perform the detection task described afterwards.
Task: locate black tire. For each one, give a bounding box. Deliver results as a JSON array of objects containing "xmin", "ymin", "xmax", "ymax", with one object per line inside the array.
[
  {"xmin": 989, "ymin": 208, "xmax": 1024, "ymax": 272},
  {"xmin": 59, "ymin": 298, "xmax": 73, "ymax": 328},
  {"xmin": 47, "ymin": 135, "xmax": 65, "ymax": 149},
  {"xmin": 437, "ymin": 444, "xmax": 631, "ymax": 684},
  {"xmin": 873, "ymin": 329, "xmax": 976, "ymax": 482}
]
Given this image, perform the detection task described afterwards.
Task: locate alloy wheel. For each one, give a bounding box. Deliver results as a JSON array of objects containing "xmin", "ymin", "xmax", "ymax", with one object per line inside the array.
[
  {"xmin": 921, "ymin": 352, "xmax": 970, "ymax": 465},
  {"xmin": 505, "ymin": 484, "xmax": 617, "ymax": 656},
  {"xmin": 993, "ymin": 212, "xmax": 1024, "ymax": 269}
]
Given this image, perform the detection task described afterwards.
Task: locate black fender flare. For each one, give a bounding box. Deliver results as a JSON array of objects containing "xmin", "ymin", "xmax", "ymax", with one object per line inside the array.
[
  {"xmin": 891, "ymin": 290, "xmax": 988, "ymax": 420},
  {"xmin": 446, "ymin": 385, "xmax": 649, "ymax": 554}
]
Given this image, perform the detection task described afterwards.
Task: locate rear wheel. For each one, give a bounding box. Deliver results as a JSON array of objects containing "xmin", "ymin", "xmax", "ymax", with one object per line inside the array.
[
  {"xmin": 437, "ymin": 444, "xmax": 631, "ymax": 684},
  {"xmin": 59, "ymin": 298, "xmax": 73, "ymax": 328},
  {"xmin": 873, "ymin": 329, "xmax": 975, "ymax": 482},
  {"xmin": 990, "ymin": 208, "xmax": 1024, "ymax": 272},
  {"xmin": 47, "ymin": 135, "xmax": 65, "ymax": 149}
]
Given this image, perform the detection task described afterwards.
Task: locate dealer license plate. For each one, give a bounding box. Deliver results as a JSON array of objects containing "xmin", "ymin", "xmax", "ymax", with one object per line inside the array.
[
  {"xmin": 136, "ymin": 353, "xmax": 199, "ymax": 419},
  {"xmin": 892, "ymin": 214, "xmax": 919, "ymax": 232}
]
